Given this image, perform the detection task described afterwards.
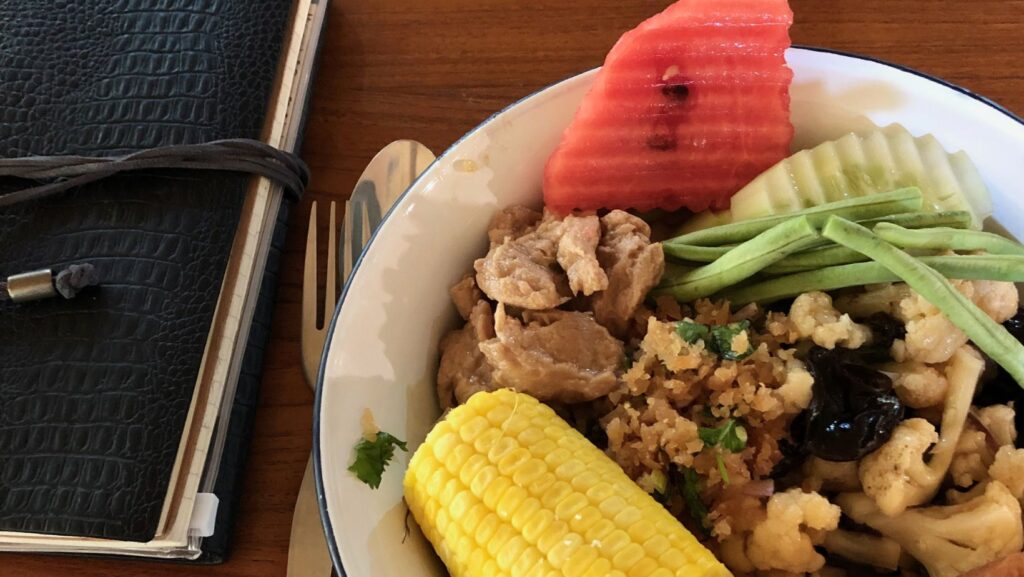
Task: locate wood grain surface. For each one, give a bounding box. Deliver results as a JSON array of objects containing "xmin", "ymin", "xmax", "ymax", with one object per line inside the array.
[{"xmin": 4, "ymin": 1, "xmax": 1022, "ymax": 575}]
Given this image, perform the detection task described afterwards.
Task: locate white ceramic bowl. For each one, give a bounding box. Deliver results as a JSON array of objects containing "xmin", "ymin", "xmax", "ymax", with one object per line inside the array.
[{"xmin": 314, "ymin": 47, "xmax": 1024, "ymax": 577}]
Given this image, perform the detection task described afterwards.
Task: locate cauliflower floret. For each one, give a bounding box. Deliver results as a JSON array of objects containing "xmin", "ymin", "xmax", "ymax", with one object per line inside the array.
[
  {"xmin": 889, "ymin": 362, "xmax": 949, "ymax": 408},
  {"xmin": 898, "ymin": 280, "xmax": 973, "ymax": 320},
  {"xmin": 904, "ymin": 314, "xmax": 969, "ymax": 364},
  {"xmin": 745, "ymin": 489, "xmax": 841, "ymax": 574},
  {"xmin": 775, "ymin": 357, "xmax": 814, "ymax": 414},
  {"xmin": 860, "ymin": 347, "xmax": 985, "ymax": 515},
  {"xmin": 790, "ymin": 292, "xmax": 871, "ymax": 349},
  {"xmin": 949, "ymin": 405, "xmax": 1018, "ymax": 488},
  {"xmin": 838, "ymin": 481, "xmax": 1024, "ymax": 577},
  {"xmin": 970, "ymin": 280, "xmax": 1019, "ymax": 324},
  {"xmin": 989, "ymin": 446, "xmax": 1024, "ymax": 500},
  {"xmin": 977, "ymin": 404, "xmax": 1018, "ymax": 447},
  {"xmin": 950, "ymin": 425, "xmax": 994, "ymax": 488},
  {"xmin": 897, "ymin": 285, "xmax": 988, "ymax": 364},
  {"xmin": 859, "ymin": 418, "xmax": 939, "ymax": 515},
  {"xmin": 802, "ymin": 457, "xmax": 861, "ymax": 493}
]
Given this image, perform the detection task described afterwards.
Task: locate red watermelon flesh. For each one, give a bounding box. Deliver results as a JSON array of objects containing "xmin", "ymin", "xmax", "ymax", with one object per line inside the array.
[{"xmin": 543, "ymin": 0, "xmax": 794, "ymax": 214}]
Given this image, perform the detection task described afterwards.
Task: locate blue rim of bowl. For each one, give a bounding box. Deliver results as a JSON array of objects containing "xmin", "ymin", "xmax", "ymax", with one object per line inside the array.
[{"xmin": 312, "ymin": 45, "xmax": 1024, "ymax": 577}]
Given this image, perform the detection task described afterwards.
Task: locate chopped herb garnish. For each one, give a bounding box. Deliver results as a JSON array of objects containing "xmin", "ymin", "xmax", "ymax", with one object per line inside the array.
[
  {"xmin": 681, "ymin": 468, "xmax": 710, "ymax": 534},
  {"xmin": 348, "ymin": 431, "xmax": 408, "ymax": 489},
  {"xmin": 715, "ymin": 453, "xmax": 730, "ymax": 486},
  {"xmin": 676, "ymin": 320, "xmax": 710, "ymax": 344},
  {"xmin": 709, "ymin": 320, "xmax": 754, "ymax": 361},
  {"xmin": 675, "ymin": 319, "xmax": 754, "ymax": 360},
  {"xmin": 699, "ymin": 418, "xmax": 748, "ymax": 453}
]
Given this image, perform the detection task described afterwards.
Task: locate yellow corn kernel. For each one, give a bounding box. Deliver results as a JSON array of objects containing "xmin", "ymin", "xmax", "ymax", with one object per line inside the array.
[
  {"xmin": 512, "ymin": 458, "xmax": 547, "ymax": 489},
  {"xmin": 612, "ymin": 543, "xmax": 646, "ymax": 573},
  {"xmin": 404, "ymin": 390, "xmax": 731, "ymax": 577},
  {"xmin": 509, "ymin": 496, "xmax": 542, "ymax": 531},
  {"xmin": 497, "ymin": 485, "xmax": 530, "ymax": 521}
]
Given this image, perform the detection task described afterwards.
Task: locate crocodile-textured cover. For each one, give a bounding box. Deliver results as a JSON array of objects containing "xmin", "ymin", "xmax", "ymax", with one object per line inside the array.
[{"xmin": 0, "ymin": 0, "xmax": 293, "ymax": 543}]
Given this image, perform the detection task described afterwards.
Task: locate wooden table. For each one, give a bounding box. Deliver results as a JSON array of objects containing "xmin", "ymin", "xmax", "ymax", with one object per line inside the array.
[{"xmin": 5, "ymin": 1, "xmax": 1023, "ymax": 575}]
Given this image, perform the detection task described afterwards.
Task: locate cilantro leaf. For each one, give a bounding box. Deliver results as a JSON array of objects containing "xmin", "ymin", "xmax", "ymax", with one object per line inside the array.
[
  {"xmin": 675, "ymin": 321, "xmax": 710, "ymax": 344},
  {"xmin": 709, "ymin": 320, "xmax": 754, "ymax": 361},
  {"xmin": 348, "ymin": 431, "xmax": 408, "ymax": 489},
  {"xmin": 698, "ymin": 419, "xmax": 748, "ymax": 453},
  {"xmin": 675, "ymin": 320, "xmax": 754, "ymax": 360},
  {"xmin": 681, "ymin": 468, "xmax": 710, "ymax": 534}
]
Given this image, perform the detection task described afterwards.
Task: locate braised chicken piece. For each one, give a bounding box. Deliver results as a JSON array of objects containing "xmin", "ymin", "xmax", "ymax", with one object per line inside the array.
[
  {"xmin": 436, "ymin": 300, "xmax": 496, "ymax": 409},
  {"xmin": 478, "ymin": 304, "xmax": 624, "ymax": 403},
  {"xmin": 448, "ymin": 274, "xmax": 483, "ymax": 321},
  {"xmin": 475, "ymin": 209, "xmax": 606, "ymax": 309},
  {"xmin": 557, "ymin": 214, "xmax": 608, "ymax": 296},
  {"xmin": 590, "ymin": 210, "xmax": 665, "ymax": 336}
]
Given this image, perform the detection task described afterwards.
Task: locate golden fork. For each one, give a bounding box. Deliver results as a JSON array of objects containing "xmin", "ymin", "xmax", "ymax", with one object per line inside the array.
[{"xmin": 292, "ymin": 199, "xmax": 338, "ymax": 577}]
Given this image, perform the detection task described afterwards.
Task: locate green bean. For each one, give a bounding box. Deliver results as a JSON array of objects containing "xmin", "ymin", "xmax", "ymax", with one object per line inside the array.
[
  {"xmin": 665, "ymin": 188, "xmax": 923, "ymax": 247},
  {"xmin": 858, "ymin": 210, "xmax": 973, "ymax": 231},
  {"xmin": 663, "ymin": 243, "xmax": 734, "ymax": 262},
  {"xmin": 668, "ymin": 215, "xmax": 971, "ymax": 268},
  {"xmin": 664, "ymin": 261, "xmax": 696, "ymax": 278},
  {"xmin": 722, "ymin": 255, "xmax": 1024, "ymax": 305},
  {"xmin": 762, "ymin": 245, "xmax": 869, "ymax": 274},
  {"xmin": 764, "ymin": 246, "xmax": 941, "ymax": 275},
  {"xmin": 655, "ymin": 216, "xmax": 820, "ymax": 302},
  {"xmin": 665, "ymin": 208, "xmax": 970, "ymax": 265},
  {"xmin": 823, "ymin": 216, "xmax": 1024, "ymax": 388},
  {"xmin": 874, "ymin": 222, "xmax": 1024, "ymax": 256}
]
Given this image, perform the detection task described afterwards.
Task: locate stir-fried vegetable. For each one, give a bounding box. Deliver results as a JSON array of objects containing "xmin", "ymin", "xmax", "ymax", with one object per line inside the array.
[
  {"xmin": 802, "ymin": 346, "xmax": 904, "ymax": 461},
  {"xmin": 665, "ymin": 207, "xmax": 971, "ymax": 264},
  {"xmin": 874, "ymin": 222, "xmax": 1024, "ymax": 256},
  {"xmin": 722, "ymin": 255, "xmax": 1024, "ymax": 305},
  {"xmin": 666, "ymin": 188, "xmax": 923, "ymax": 247},
  {"xmin": 856, "ymin": 210, "xmax": 973, "ymax": 231},
  {"xmin": 656, "ymin": 216, "xmax": 820, "ymax": 301},
  {"xmin": 762, "ymin": 244, "xmax": 878, "ymax": 274},
  {"xmin": 822, "ymin": 216, "xmax": 1024, "ymax": 388},
  {"xmin": 664, "ymin": 243, "xmax": 734, "ymax": 262}
]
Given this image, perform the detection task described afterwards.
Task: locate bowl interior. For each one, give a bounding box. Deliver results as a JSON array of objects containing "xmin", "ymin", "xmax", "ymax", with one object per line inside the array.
[{"xmin": 315, "ymin": 47, "xmax": 1024, "ymax": 577}]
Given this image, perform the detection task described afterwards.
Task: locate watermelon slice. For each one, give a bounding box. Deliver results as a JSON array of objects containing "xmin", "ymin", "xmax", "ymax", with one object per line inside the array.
[{"xmin": 544, "ymin": 0, "xmax": 795, "ymax": 214}]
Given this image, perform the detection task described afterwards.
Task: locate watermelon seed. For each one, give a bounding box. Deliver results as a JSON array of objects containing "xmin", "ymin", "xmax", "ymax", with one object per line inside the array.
[
  {"xmin": 662, "ymin": 83, "xmax": 690, "ymax": 101},
  {"xmin": 647, "ymin": 134, "xmax": 677, "ymax": 151}
]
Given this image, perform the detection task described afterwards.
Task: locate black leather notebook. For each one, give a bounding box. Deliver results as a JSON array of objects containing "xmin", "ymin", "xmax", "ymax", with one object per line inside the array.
[{"xmin": 0, "ymin": 0, "xmax": 325, "ymax": 561}]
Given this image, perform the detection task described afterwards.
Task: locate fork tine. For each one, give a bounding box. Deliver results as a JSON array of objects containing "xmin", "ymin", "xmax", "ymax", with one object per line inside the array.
[
  {"xmin": 302, "ymin": 201, "xmax": 318, "ymax": 337},
  {"xmin": 324, "ymin": 201, "xmax": 338, "ymax": 328},
  {"xmin": 342, "ymin": 200, "xmax": 355, "ymax": 283}
]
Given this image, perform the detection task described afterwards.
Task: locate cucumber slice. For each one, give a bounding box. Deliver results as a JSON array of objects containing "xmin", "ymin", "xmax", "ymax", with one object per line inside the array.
[
  {"xmin": 789, "ymin": 147, "xmax": 829, "ymax": 208},
  {"xmin": 860, "ymin": 128, "xmax": 900, "ymax": 194},
  {"xmin": 950, "ymin": 150, "xmax": 993, "ymax": 221},
  {"xmin": 698, "ymin": 123, "xmax": 991, "ymax": 230}
]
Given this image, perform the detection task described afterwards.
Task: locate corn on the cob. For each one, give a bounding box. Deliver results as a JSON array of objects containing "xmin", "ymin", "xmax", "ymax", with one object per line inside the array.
[{"xmin": 404, "ymin": 389, "xmax": 731, "ymax": 577}]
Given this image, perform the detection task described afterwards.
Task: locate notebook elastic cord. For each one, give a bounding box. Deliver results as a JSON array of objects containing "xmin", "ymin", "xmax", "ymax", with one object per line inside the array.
[{"xmin": 0, "ymin": 138, "xmax": 309, "ymax": 209}]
